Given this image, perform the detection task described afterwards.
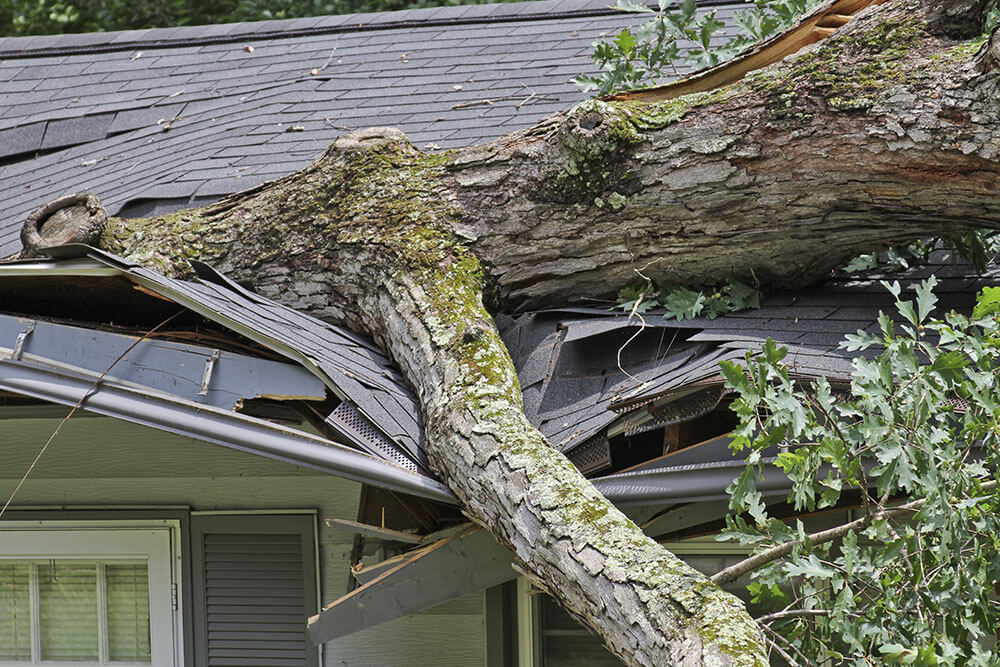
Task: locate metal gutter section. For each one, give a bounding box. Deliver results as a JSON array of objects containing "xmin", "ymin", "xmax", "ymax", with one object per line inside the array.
[
  {"xmin": 0, "ymin": 258, "xmax": 121, "ymax": 277},
  {"xmin": 592, "ymin": 459, "xmax": 791, "ymax": 506},
  {"xmin": 0, "ymin": 360, "xmax": 457, "ymax": 504}
]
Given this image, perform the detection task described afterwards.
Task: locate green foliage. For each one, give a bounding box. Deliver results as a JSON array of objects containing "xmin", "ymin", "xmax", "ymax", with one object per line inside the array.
[
  {"xmin": 720, "ymin": 280, "xmax": 1000, "ymax": 664},
  {"xmin": 986, "ymin": 5, "xmax": 1000, "ymax": 33},
  {"xmin": 844, "ymin": 231, "xmax": 1000, "ymax": 275},
  {"xmin": 616, "ymin": 276, "xmax": 761, "ymax": 320},
  {"xmin": 0, "ymin": 0, "xmax": 523, "ymax": 36},
  {"xmin": 576, "ymin": 0, "xmax": 823, "ymax": 95}
]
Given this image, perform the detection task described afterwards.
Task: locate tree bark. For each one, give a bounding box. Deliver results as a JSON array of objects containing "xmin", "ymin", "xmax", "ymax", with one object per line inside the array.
[{"xmin": 84, "ymin": 0, "xmax": 1000, "ymax": 664}]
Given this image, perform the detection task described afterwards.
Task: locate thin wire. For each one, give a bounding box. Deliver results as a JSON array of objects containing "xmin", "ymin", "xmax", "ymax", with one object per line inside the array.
[{"xmin": 0, "ymin": 310, "xmax": 184, "ymax": 519}]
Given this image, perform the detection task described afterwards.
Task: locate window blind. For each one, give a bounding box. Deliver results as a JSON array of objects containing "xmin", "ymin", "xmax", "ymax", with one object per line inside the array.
[
  {"xmin": 0, "ymin": 560, "xmax": 151, "ymax": 664},
  {"xmin": 0, "ymin": 563, "xmax": 31, "ymax": 661}
]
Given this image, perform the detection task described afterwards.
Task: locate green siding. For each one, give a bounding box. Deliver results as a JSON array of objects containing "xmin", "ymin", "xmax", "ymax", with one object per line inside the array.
[{"xmin": 0, "ymin": 415, "xmax": 485, "ymax": 667}]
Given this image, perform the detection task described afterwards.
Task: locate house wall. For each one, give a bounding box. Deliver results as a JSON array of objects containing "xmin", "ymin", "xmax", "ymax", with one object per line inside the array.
[{"xmin": 0, "ymin": 413, "xmax": 485, "ymax": 667}]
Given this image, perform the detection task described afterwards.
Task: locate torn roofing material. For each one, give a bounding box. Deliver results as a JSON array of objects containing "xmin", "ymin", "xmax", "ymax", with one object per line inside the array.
[
  {"xmin": 498, "ymin": 253, "xmax": 1000, "ymax": 467},
  {"xmin": 0, "ymin": 245, "xmax": 431, "ymax": 478},
  {"xmin": 0, "ymin": 0, "xmax": 746, "ymax": 257}
]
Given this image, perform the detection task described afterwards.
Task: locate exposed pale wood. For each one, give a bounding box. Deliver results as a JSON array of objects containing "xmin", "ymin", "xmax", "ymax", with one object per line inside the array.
[
  {"xmin": 817, "ymin": 13, "xmax": 856, "ymax": 27},
  {"xmin": 325, "ymin": 517, "xmax": 423, "ymax": 544},
  {"xmin": 608, "ymin": 0, "xmax": 883, "ymax": 104},
  {"xmin": 813, "ymin": 26, "xmax": 838, "ymax": 37},
  {"xmin": 309, "ymin": 526, "xmax": 514, "ymax": 641}
]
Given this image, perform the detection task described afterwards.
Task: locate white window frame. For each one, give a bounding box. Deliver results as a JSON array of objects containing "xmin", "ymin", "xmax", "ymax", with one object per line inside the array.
[{"xmin": 0, "ymin": 521, "xmax": 182, "ymax": 667}]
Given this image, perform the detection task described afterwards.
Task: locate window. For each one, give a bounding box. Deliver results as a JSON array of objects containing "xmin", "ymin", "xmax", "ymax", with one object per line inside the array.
[{"xmin": 0, "ymin": 526, "xmax": 179, "ymax": 667}]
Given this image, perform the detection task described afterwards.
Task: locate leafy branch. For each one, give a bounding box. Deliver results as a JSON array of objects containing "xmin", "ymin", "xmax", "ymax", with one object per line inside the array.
[
  {"xmin": 616, "ymin": 276, "xmax": 761, "ymax": 320},
  {"xmin": 715, "ymin": 280, "xmax": 1000, "ymax": 664},
  {"xmin": 842, "ymin": 230, "xmax": 1000, "ymax": 274}
]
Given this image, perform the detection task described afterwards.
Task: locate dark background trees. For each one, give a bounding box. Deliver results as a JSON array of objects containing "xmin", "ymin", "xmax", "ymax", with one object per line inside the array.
[{"xmin": 0, "ymin": 0, "xmax": 514, "ymax": 36}]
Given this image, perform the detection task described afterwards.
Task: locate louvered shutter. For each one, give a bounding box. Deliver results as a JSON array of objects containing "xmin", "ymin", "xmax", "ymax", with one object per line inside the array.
[{"xmin": 192, "ymin": 515, "xmax": 318, "ymax": 667}]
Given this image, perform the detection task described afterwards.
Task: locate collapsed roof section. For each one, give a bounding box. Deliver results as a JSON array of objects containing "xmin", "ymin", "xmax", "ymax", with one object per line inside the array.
[
  {"xmin": 0, "ymin": 246, "xmax": 454, "ymax": 503},
  {"xmin": 1, "ymin": 242, "xmax": 993, "ymax": 510},
  {"xmin": 500, "ymin": 252, "xmax": 999, "ymax": 480}
]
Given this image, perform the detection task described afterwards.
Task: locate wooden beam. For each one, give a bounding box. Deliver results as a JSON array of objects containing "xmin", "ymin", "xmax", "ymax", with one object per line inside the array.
[
  {"xmin": 324, "ymin": 517, "xmax": 423, "ymax": 544},
  {"xmin": 308, "ymin": 526, "xmax": 516, "ymax": 642}
]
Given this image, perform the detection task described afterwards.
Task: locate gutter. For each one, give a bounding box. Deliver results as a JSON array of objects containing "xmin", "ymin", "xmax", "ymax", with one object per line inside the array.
[{"xmin": 0, "ymin": 359, "xmax": 458, "ymax": 504}]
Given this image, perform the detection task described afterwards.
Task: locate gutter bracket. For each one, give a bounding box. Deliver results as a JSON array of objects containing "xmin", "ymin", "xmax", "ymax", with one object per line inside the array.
[
  {"xmin": 11, "ymin": 321, "xmax": 36, "ymax": 360},
  {"xmin": 199, "ymin": 349, "xmax": 220, "ymax": 396}
]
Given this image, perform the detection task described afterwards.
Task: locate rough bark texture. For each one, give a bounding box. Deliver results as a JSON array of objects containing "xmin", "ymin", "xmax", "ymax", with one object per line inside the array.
[{"xmin": 85, "ymin": 0, "xmax": 1000, "ymax": 664}]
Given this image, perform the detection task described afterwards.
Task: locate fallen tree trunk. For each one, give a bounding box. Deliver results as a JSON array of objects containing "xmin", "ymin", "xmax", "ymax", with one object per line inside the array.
[{"xmin": 41, "ymin": 0, "xmax": 997, "ymax": 663}]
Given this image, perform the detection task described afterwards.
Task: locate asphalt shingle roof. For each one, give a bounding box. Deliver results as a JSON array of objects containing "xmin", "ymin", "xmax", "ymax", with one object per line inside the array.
[{"xmin": 0, "ymin": 0, "xmax": 744, "ymax": 258}]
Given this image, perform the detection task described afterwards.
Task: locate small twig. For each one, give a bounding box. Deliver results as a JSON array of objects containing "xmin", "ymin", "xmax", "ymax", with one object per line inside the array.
[
  {"xmin": 755, "ymin": 608, "xmax": 831, "ymax": 624},
  {"xmin": 323, "ymin": 117, "xmax": 353, "ymax": 131},
  {"xmin": 759, "ymin": 624, "xmax": 807, "ymax": 667},
  {"xmin": 450, "ymin": 87, "xmax": 558, "ymax": 111},
  {"xmin": 451, "ymin": 99, "xmax": 495, "ymax": 110},
  {"xmin": 615, "ymin": 256, "xmax": 662, "ymax": 385},
  {"xmin": 0, "ymin": 311, "xmax": 184, "ymax": 519},
  {"xmin": 515, "ymin": 91, "xmax": 537, "ymax": 109},
  {"xmin": 319, "ymin": 46, "xmax": 338, "ymax": 71}
]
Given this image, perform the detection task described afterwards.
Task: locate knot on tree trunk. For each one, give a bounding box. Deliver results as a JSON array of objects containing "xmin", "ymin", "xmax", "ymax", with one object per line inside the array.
[
  {"xmin": 541, "ymin": 100, "xmax": 643, "ymax": 204},
  {"xmin": 20, "ymin": 192, "xmax": 107, "ymax": 259},
  {"xmin": 330, "ymin": 126, "xmax": 414, "ymax": 154}
]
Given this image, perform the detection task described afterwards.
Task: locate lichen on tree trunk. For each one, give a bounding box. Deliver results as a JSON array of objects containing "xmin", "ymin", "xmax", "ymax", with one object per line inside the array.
[{"xmin": 90, "ymin": 0, "xmax": 1000, "ymax": 663}]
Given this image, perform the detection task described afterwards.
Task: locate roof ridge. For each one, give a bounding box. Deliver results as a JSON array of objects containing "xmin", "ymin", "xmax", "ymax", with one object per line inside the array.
[{"xmin": 0, "ymin": 0, "xmax": 737, "ymax": 59}]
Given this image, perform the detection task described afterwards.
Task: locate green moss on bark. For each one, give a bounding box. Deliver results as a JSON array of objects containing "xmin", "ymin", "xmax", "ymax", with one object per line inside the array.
[{"xmin": 738, "ymin": 9, "xmax": 926, "ymax": 117}]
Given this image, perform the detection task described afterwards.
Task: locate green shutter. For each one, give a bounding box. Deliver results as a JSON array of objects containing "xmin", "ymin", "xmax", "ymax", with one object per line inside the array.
[{"xmin": 192, "ymin": 515, "xmax": 318, "ymax": 667}]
